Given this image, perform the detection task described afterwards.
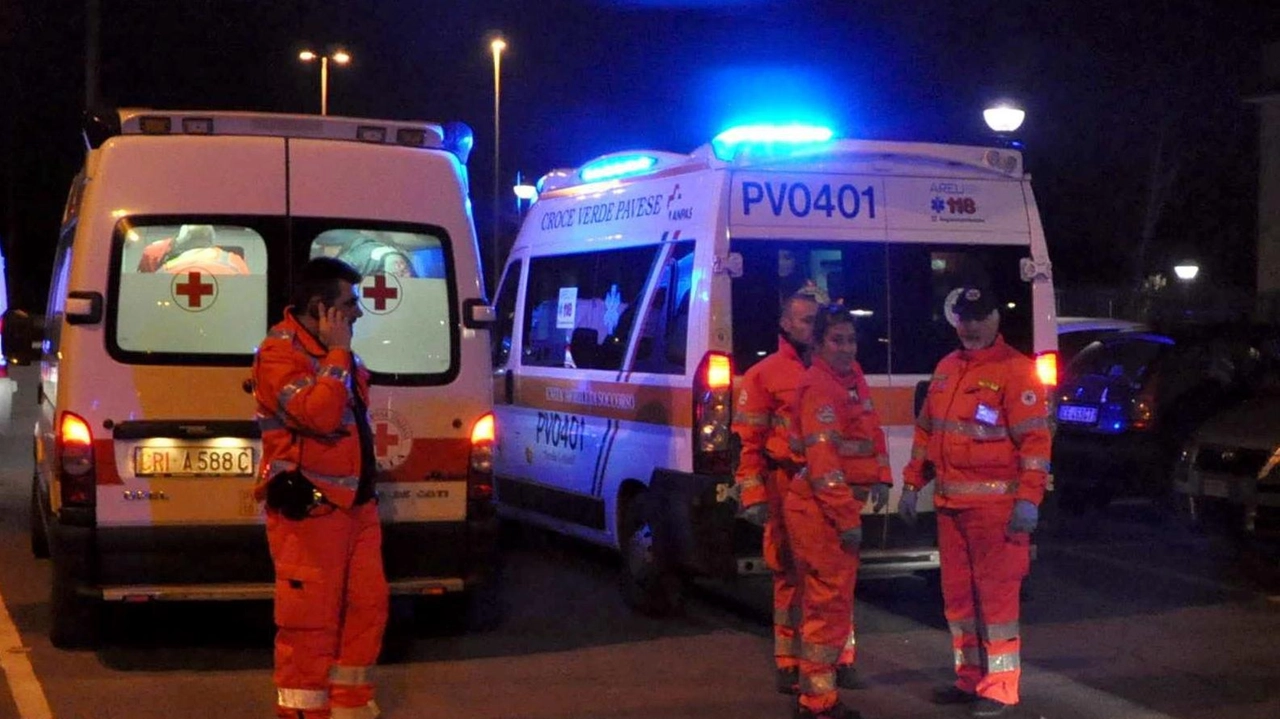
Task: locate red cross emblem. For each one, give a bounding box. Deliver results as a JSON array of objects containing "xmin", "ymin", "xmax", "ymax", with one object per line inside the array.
[
  {"xmin": 360, "ymin": 273, "xmax": 401, "ymax": 314},
  {"xmin": 172, "ymin": 271, "xmax": 217, "ymax": 312},
  {"xmin": 374, "ymin": 422, "xmax": 399, "ymax": 458}
]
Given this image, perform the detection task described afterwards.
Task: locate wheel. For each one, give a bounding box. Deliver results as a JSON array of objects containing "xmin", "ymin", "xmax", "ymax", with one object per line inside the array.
[
  {"xmin": 30, "ymin": 478, "xmax": 49, "ymax": 559},
  {"xmin": 49, "ymin": 552, "xmax": 98, "ymax": 649},
  {"xmin": 618, "ymin": 495, "xmax": 684, "ymax": 617}
]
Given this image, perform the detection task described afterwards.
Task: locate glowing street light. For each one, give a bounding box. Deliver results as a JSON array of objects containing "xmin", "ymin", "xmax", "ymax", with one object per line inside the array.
[
  {"xmin": 489, "ymin": 36, "xmax": 507, "ymax": 292},
  {"xmin": 1173, "ymin": 262, "xmax": 1200, "ymax": 281},
  {"xmin": 983, "ymin": 102, "xmax": 1026, "ymax": 133},
  {"xmin": 299, "ymin": 48, "xmax": 352, "ymax": 116}
]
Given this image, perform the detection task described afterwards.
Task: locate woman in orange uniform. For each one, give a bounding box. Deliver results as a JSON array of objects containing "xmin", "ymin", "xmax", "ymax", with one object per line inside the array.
[{"xmin": 785, "ymin": 305, "xmax": 891, "ymax": 719}]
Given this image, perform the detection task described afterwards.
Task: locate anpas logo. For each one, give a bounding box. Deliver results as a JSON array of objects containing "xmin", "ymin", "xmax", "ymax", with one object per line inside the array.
[{"xmin": 666, "ymin": 183, "xmax": 693, "ymax": 221}]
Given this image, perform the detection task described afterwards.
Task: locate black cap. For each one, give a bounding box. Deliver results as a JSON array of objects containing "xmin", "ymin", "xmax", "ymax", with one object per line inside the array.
[{"xmin": 951, "ymin": 286, "xmax": 998, "ymax": 321}]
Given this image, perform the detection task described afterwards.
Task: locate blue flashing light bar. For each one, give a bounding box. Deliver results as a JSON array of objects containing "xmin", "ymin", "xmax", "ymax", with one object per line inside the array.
[
  {"xmin": 711, "ymin": 123, "xmax": 835, "ymax": 161},
  {"xmin": 579, "ymin": 154, "xmax": 658, "ymax": 183}
]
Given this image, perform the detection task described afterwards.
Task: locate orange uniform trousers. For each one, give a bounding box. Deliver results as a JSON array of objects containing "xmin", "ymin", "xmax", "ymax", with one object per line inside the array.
[
  {"xmin": 267, "ymin": 501, "xmax": 388, "ymax": 719},
  {"xmin": 762, "ymin": 465, "xmax": 802, "ymax": 669},
  {"xmin": 938, "ymin": 504, "xmax": 1029, "ymax": 706},
  {"xmin": 784, "ymin": 481, "xmax": 860, "ymax": 711}
]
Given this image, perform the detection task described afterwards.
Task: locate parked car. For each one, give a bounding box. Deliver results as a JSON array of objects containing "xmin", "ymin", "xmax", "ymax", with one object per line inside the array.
[
  {"xmin": 1056, "ymin": 316, "xmax": 1149, "ymax": 366},
  {"xmin": 1172, "ymin": 364, "xmax": 1280, "ymax": 541},
  {"xmin": 1052, "ymin": 326, "xmax": 1267, "ymax": 510},
  {"xmin": 0, "ymin": 247, "xmax": 14, "ymax": 434}
]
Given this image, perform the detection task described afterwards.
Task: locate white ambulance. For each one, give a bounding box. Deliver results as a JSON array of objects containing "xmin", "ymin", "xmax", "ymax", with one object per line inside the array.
[
  {"xmin": 3, "ymin": 109, "xmax": 499, "ymax": 647},
  {"xmin": 490, "ymin": 124, "xmax": 1058, "ymax": 614}
]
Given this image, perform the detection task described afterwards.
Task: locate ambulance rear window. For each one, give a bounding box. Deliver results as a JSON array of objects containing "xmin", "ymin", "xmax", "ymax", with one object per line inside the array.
[
  {"xmin": 111, "ymin": 220, "xmax": 270, "ymax": 364},
  {"xmin": 306, "ymin": 226, "xmax": 457, "ymax": 383}
]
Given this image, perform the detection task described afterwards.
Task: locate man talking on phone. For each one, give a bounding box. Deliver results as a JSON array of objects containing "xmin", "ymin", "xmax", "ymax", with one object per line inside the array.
[{"xmin": 253, "ymin": 257, "xmax": 386, "ymax": 719}]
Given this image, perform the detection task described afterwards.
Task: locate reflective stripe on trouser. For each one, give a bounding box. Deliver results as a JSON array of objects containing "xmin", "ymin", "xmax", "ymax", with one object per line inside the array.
[
  {"xmin": 330, "ymin": 664, "xmax": 376, "ymax": 713},
  {"xmin": 330, "ymin": 701, "xmax": 380, "ymax": 719},
  {"xmin": 765, "ymin": 467, "xmax": 802, "ymax": 669},
  {"xmin": 784, "ymin": 489, "xmax": 860, "ymax": 712},
  {"xmin": 937, "ymin": 504, "xmax": 1029, "ymax": 706},
  {"xmin": 268, "ymin": 502, "xmax": 390, "ymax": 713}
]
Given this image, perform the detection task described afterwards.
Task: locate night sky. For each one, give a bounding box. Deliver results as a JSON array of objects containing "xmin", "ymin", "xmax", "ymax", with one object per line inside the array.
[{"xmin": 1, "ymin": 0, "xmax": 1277, "ymax": 310}]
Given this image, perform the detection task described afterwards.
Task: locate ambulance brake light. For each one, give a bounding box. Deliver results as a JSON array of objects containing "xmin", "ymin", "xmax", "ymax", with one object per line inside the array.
[
  {"xmin": 471, "ymin": 413, "xmax": 496, "ymax": 444},
  {"xmin": 58, "ymin": 411, "xmax": 96, "ymax": 507},
  {"xmin": 711, "ymin": 123, "xmax": 834, "ymax": 161},
  {"xmin": 705, "ymin": 353, "xmax": 732, "ymax": 390},
  {"xmin": 1035, "ymin": 351, "xmax": 1058, "ymax": 388},
  {"xmin": 579, "ymin": 154, "xmax": 658, "ymax": 182}
]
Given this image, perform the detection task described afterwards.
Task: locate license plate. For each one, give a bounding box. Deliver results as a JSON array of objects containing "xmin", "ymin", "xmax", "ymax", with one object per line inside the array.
[
  {"xmin": 1057, "ymin": 404, "xmax": 1098, "ymax": 424},
  {"xmin": 133, "ymin": 445, "xmax": 256, "ymax": 477},
  {"xmin": 1202, "ymin": 479, "xmax": 1230, "ymax": 498}
]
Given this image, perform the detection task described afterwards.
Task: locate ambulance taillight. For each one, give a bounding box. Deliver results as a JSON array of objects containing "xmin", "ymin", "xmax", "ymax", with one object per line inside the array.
[
  {"xmin": 693, "ymin": 352, "xmax": 734, "ymax": 474},
  {"xmin": 468, "ymin": 413, "xmax": 495, "ymax": 504},
  {"xmin": 57, "ymin": 411, "xmax": 95, "ymax": 506},
  {"xmin": 1035, "ymin": 351, "xmax": 1058, "ymax": 387}
]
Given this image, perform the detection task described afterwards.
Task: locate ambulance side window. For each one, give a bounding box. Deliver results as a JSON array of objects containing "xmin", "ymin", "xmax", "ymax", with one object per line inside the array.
[
  {"xmin": 43, "ymin": 237, "xmax": 74, "ymax": 358},
  {"xmin": 492, "ymin": 260, "xmax": 522, "ymax": 368},
  {"xmin": 522, "ymin": 245, "xmax": 659, "ymax": 371},
  {"xmin": 632, "ymin": 241, "xmax": 694, "ymax": 375}
]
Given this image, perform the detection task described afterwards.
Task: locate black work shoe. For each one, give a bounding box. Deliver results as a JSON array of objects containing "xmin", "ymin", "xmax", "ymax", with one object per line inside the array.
[
  {"xmin": 970, "ymin": 697, "xmax": 1010, "ymax": 716},
  {"xmin": 776, "ymin": 666, "xmax": 800, "ymax": 695},
  {"xmin": 795, "ymin": 699, "xmax": 862, "ymax": 719},
  {"xmin": 835, "ymin": 664, "xmax": 862, "ymax": 690},
  {"xmin": 931, "ymin": 685, "xmax": 978, "ymax": 705}
]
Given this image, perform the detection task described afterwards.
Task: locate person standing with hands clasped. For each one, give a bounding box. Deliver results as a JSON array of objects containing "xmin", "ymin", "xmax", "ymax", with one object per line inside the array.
[
  {"xmin": 253, "ymin": 257, "xmax": 387, "ymax": 719},
  {"xmin": 899, "ymin": 286, "xmax": 1051, "ymax": 718},
  {"xmin": 786, "ymin": 305, "xmax": 891, "ymax": 719},
  {"xmin": 732, "ymin": 291, "xmax": 819, "ymax": 694}
]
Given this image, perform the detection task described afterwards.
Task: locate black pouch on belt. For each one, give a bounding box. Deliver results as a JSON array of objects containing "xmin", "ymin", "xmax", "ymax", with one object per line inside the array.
[{"xmin": 265, "ymin": 470, "xmax": 320, "ymax": 521}]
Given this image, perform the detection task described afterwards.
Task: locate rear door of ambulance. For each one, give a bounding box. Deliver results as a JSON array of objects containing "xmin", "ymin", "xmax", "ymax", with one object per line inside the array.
[
  {"xmin": 67, "ymin": 133, "xmax": 284, "ymax": 593},
  {"xmin": 287, "ymin": 138, "xmax": 488, "ymax": 583}
]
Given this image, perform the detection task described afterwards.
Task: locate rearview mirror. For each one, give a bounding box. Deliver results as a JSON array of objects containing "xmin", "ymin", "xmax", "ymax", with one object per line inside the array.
[
  {"xmin": 463, "ymin": 299, "xmax": 496, "ymax": 329},
  {"xmin": 2, "ymin": 309, "xmax": 43, "ymax": 366}
]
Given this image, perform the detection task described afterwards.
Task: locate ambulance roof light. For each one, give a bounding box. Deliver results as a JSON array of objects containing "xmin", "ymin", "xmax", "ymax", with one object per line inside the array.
[
  {"xmin": 711, "ymin": 123, "xmax": 835, "ymax": 161},
  {"xmin": 579, "ymin": 153, "xmax": 658, "ymax": 183}
]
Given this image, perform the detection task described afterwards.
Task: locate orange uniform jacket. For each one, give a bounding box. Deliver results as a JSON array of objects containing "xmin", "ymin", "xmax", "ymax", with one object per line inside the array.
[
  {"xmin": 903, "ymin": 336, "xmax": 1051, "ymax": 508},
  {"xmin": 253, "ymin": 309, "xmax": 372, "ymax": 509},
  {"xmin": 733, "ymin": 337, "xmax": 807, "ymax": 508},
  {"xmin": 793, "ymin": 356, "xmax": 891, "ymax": 530}
]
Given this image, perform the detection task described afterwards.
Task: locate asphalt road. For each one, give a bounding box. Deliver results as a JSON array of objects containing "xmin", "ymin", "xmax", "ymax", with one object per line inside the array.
[{"xmin": 1, "ymin": 364, "xmax": 1279, "ymax": 719}]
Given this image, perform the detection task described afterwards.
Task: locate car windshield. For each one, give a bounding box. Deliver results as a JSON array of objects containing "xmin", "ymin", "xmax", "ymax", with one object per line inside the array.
[{"xmin": 1069, "ymin": 336, "xmax": 1169, "ymax": 383}]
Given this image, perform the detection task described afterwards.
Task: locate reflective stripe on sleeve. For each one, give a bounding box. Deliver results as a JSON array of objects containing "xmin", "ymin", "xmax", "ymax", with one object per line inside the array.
[
  {"xmin": 268, "ymin": 329, "xmax": 294, "ymax": 341},
  {"xmin": 257, "ymin": 414, "xmax": 288, "ymax": 433},
  {"xmin": 278, "ymin": 688, "xmax": 328, "ymax": 710},
  {"xmin": 805, "ymin": 430, "xmax": 844, "ymax": 446},
  {"xmin": 319, "ymin": 363, "xmax": 351, "ymax": 384},
  {"xmin": 278, "ymin": 376, "xmax": 315, "ymax": 407},
  {"xmin": 1019, "ymin": 456, "xmax": 1051, "ymax": 472},
  {"xmin": 735, "ymin": 411, "xmax": 770, "ymax": 427},
  {"xmin": 837, "ymin": 439, "xmax": 875, "ymax": 457}
]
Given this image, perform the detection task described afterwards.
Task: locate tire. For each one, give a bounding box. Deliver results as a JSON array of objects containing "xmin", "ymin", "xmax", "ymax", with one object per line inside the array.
[
  {"xmin": 49, "ymin": 553, "xmax": 98, "ymax": 649},
  {"xmin": 618, "ymin": 495, "xmax": 684, "ymax": 617},
  {"xmin": 30, "ymin": 479, "xmax": 50, "ymax": 559}
]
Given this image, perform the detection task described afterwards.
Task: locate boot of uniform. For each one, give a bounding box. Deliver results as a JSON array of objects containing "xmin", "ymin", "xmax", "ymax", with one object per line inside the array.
[
  {"xmin": 776, "ymin": 666, "xmax": 800, "ymax": 694},
  {"xmin": 835, "ymin": 664, "xmax": 862, "ymax": 690},
  {"xmin": 931, "ymin": 685, "xmax": 978, "ymax": 705},
  {"xmin": 969, "ymin": 697, "xmax": 1010, "ymax": 716},
  {"xmin": 794, "ymin": 699, "xmax": 862, "ymax": 719}
]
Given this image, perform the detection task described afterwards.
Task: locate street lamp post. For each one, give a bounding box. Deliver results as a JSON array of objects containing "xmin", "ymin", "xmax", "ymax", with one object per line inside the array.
[
  {"xmin": 490, "ymin": 37, "xmax": 507, "ymax": 293},
  {"xmin": 299, "ymin": 49, "xmax": 351, "ymax": 116}
]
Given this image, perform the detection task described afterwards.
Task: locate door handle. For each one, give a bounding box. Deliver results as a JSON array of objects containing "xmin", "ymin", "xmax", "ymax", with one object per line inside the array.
[{"xmin": 504, "ymin": 369, "xmax": 514, "ymax": 404}]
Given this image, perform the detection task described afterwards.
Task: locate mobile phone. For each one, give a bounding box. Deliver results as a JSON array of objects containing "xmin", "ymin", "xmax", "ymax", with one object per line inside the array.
[{"xmin": 307, "ymin": 300, "xmax": 321, "ymax": 320}]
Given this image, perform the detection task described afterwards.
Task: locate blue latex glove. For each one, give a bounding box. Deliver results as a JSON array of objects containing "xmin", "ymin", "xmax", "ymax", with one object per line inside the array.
[
  {"xmin": 839, "ymin": 526, "xmax": 862, "ymax": 553},
  {"xmin": 740, "ymin": 502, "xmax": 769, "ymax": 527},
  {"xmin": 1007, "ymin": 499, "xmax": 1039, "ymax": 534},
  {"xmin": 898, "ymin": 488, "xmax": 919, "ymax": 525},
  {"xmin": 867, "ymin": 483, "xmax": 891, "ymax": 513}
]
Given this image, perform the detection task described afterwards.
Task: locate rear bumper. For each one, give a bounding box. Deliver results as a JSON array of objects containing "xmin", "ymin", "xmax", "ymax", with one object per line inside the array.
[{"xmin": 53, "ymin": 514, "xmax": 501, "ymax": 601}]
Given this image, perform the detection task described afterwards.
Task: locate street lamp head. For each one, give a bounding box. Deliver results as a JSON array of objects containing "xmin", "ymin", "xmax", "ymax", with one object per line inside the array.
[
  {"xmin": 331, "ymin": 50, "xmax": 351, "ymax": 65},
  {"xmin": 1173, "ymin": 262, "xmax": 1200, "ymax": 281},
  {"xmin": 491, "ymin": 38, "xmax": 507, "ymax": 55},
  {"xmin": 513, "ymin": 183, "xmax": 537, "ymax": 201},
  {"xmin": 983, "ymin": 103, "xmax": 1026, "ymax": 133},
  {"xmin": 299, "ymin": 50, "xmax": 317, "ymax": 62}
]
